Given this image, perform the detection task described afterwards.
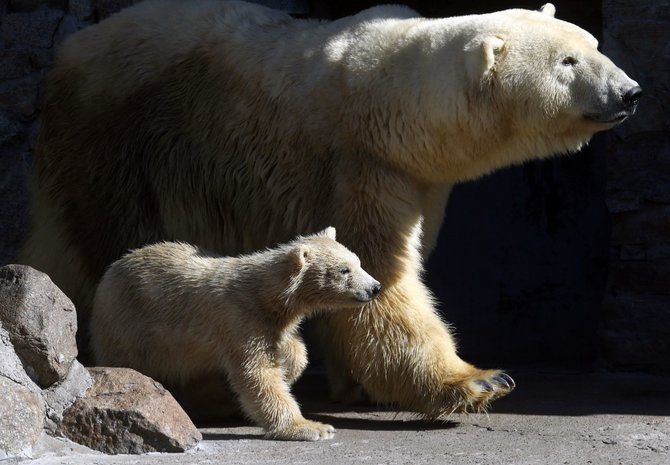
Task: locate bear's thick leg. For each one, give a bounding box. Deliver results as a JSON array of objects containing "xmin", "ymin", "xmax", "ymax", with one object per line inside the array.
[
  {"xmin": 325, "ymin": 274, "xmax": 514, "ymax": 417},
  {"xmin": 228, "ymin": 352, "xmax": 335, "ymax": 441},
  {"xmin": 277, "ymin": 334, "xmax": 308, "ymax": 386}
]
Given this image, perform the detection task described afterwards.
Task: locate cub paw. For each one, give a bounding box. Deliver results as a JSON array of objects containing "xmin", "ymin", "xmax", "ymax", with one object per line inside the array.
[{"xmin": 267, "ymin": 419, "xmax": 336, "ymax": 441}]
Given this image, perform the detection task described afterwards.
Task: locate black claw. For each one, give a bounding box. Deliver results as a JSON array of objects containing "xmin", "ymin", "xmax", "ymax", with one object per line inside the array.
[
  {"xmin": 493, "ymin": 373, "xmax": 515, "ymax": 390},
  {"xmin": 475, "ymin": 380, "xmax": 495, "ymax": 392}
]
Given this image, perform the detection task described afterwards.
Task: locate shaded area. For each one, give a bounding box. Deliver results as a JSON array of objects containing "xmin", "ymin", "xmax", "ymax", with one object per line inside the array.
[{"xmin": 290, "ymin": 369, "xmax": 670, "ymax": 419}]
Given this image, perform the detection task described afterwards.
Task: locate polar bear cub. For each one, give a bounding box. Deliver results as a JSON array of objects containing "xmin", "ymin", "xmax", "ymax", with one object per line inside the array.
[{"xmin": 90, "ymin": 227, "xmax": 380, "ymax": 441}]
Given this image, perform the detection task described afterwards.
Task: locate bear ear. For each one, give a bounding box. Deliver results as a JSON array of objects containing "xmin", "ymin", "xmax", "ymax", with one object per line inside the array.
[
  {"xmin": 290, "ymin": 244, "xmax": 310, "ymax": 269},
  {"xmin": 313, "ymin": 227, "xmax": 336, "ymax": 240},
  {"xmin": 538, "ymin": 3, "xmax": 556, "ymax": 17},
  {"xmin": 466, "ymin": 36, "xmax": 505, "ymax": 79},
  {"xmin": 481, "ymin": 36, "xmax": 505, "ymax": 76}
]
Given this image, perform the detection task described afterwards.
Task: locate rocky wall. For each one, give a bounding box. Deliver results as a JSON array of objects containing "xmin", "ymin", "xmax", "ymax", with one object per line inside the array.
[
  {"xmin": 0, "ymin": 1, "xmax": 139, "ymax": 265},
  {"xmin": 600, "ymin": 0, "xmax": 670, "ymax": 373}
]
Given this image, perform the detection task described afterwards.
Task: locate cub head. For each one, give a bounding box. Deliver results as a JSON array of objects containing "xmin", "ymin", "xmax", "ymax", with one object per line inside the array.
[
  {"xmin": 462, "ymin": 3, "xmax": 640, "ymax": 171},
  {"xmin": 287, "ymin": 227, "xmax": 381, "ymax": 309}
]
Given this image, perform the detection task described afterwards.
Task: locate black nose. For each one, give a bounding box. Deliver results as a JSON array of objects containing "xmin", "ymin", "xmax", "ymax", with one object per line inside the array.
[
  {"xmin": 370, "ymin": 282, "xmax": 382, "ymax": 297},
  {"xmin": 623, "ymin": 86, "xmax": 642, "ymax": 106}
]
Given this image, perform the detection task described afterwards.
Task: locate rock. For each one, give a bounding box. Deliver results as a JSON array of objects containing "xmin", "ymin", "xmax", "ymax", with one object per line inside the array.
[
  {"xmin": 0, "ymin": 375, "xmax": 46, "ymax": 459},
  {"xmin": 58, "ymin": 368, "xmax": 201, "ymax": 454},
  {"xmin": 69, "ymin": 0, "xmax": 94, "ymax": 21},
  {"xmin": 0, "ymin": 111, "xmax": 20, "ymax": 146},
  {"xmin": 0, "ymin": 150, "xmax": 31, "ymax": 266},
  {"xmin": 0, "ymin": 49, "xmax": 33, "ymax": 80},
  {"xmin": 30, "ymin": 432, "xmax": 101, "ymax": 460},
  {"xmin": 43, "ymin": 360, "xmax": 93, "ymax": 433},
  {"xmin": 0, "ymin": 322, "xmax": 39, "ymax": 389},
  {"xmin": 93, "ymin": 0, "xmax": 135, "ymax": 20},
  {"xmin": 0, "ymin": 265, "xmax": 78, "ymax": 388}
]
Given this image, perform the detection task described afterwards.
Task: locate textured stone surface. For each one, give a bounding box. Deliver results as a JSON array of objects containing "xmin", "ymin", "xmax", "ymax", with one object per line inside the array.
[
  {"xmin": 0, "ymin": 265, "xmax": 78, "ymax": 387},
  {"xmin": 93, "ymin": 0, "xmax": 136, "ymax": 20},
  {"xmin": 43, "ymin": 360, "xmax": 93, "ymax": 433},
  {"xmin": 1, "ymin": 9, "xmax": 64, "ymax": 48},
  {"xmin": 69, "ymin": 0, "xmax": 94, "ymax": 21},
  {"xmin": 0, "ymin": 322, "xmax": 40, "ymax": 391},
  {"xmin": 58, "ymin": 367, "xmax": 201, "ymax": 454},
  {"xmin": 601, "ymin": 0, "xmax": 670, "ymax": 373},
  {"xmin": 0, "ymin": 375, "xmax": 46, "ymax": 459}
]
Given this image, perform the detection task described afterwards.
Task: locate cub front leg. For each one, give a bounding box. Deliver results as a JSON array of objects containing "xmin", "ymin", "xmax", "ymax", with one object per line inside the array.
[
  {"xmin": 228, "ymin": 350, "xmax": 334, "ymax": 441},
  {"xmin": 277, "ymin": 333, "xmax": 308, "ymax": 386}
]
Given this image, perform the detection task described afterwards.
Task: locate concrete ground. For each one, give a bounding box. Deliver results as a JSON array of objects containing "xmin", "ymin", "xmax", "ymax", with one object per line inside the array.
[{"xmin": 16, "ymin": 366, "xmax": 670, "ymax": 465}]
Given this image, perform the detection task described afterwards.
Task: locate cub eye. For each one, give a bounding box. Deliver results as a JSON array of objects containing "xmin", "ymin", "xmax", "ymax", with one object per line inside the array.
[
  {"xmin": 562, "ymin": 56, "xmax": 578, "ymax": 66},
  {"xmin": 340, "ymin": 267, "xmax": 351, "ymax": 275}
]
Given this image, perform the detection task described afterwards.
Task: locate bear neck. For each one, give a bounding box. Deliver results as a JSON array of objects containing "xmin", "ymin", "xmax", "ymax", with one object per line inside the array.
[{"xmin": 221, "ymin": 248, "xmax": 312, "ymax": 327}]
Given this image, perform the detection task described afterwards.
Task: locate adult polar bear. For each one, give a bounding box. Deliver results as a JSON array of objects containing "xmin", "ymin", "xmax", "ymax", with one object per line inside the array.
[{"xmin": 23, "ymin": 0, "xmax": 640, "ymax": 415}]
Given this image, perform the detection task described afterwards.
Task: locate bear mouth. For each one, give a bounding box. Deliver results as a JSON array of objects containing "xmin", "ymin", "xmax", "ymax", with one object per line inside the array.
[{"xmin": 584, "ymin": 110, "xmax": 633, "ymax": 125}]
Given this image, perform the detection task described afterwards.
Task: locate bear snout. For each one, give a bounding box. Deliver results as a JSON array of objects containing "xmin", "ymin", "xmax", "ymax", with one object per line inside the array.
[
  {"xmin": 366, "ymin": 281, "xmax": 382, "ymax": 300},
  {"xmin": 370, "ymin": 281, "xmax": 382, "ymax": 298},
  {"xmin": 353, "ymin": 279, "xmax": 382, "ymax": 303},
  {"xmin": 622, "ymin": 85, "xmax": 642, "ymax": 109},
  {"xmin": 585, "ymin": 82, "xmax": 641, "ymax": 125}
]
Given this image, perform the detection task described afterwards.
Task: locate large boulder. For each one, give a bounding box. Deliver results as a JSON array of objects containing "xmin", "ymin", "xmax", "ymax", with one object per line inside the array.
[
  {"xmin": 58, "ymin": 367, "xmax": 202, "ymax": 454},
  {"xmin": 0, "ymin": 265, "xmax": 78, "ymax": 387},
  {"xmin": 0, "ymin": 375, "xmax": 45, "ymax": 459}
]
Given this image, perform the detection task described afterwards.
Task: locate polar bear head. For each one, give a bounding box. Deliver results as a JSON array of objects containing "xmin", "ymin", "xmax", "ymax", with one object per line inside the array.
[
  {"xmin": 456, "ymin": 3, "xmax": 641, "ymax": 177},
  {"xmin": 348, "ymin": 4, "xmax": 641, "ymax": 182},
  {"xmin": 285, "ymin": 227, "xmax": 381, "ymax": 310}
]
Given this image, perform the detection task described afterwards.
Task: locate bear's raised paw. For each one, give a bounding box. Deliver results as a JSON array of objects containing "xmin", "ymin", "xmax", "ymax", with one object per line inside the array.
[{"xmin": 460, "ymin": 370, "xmax": 515, "ymax": 413}]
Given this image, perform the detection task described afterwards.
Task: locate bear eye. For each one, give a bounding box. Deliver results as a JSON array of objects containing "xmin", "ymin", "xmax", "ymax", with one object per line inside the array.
[
  {"xmin": 562, "ymin": 56, "xmax": 578, "ymax": 66},
  {"xmin": 340, "ymin": 267, "xmax": 351, "ymax": 275}
]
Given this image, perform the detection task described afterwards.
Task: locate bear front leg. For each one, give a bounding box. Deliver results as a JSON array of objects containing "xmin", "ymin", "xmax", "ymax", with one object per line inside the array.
[
  {"xmin": 228, "ymin": 351, "xmax": 335, "ymax": 441},
  {"xmin": 277, "ymin": 333, "xmax": 308, "ymax": 386},
  {"xmin": 324, "ymin": 275, "xmax": 514, "ymax": 417}
]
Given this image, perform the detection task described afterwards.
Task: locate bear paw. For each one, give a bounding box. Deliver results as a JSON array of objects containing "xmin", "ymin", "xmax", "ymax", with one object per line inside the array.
[
  {"xmin": 458, "ymin": 370, "xmax": 515, "ymax": 413},
  {"xmin": 266, "ymin": 419, "xmax": 336, "ymax": 441},
  {"xmin": 421, "ymin": 369, "xmax": 515, "ymax": 417}
]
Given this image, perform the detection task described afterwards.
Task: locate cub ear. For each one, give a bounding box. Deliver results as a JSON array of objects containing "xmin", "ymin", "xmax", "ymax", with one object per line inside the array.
[
  {"xmin": 538, "ymin": 3, "xmax": 556, "ymax": 17},
  {"xmin": 290, "ymin": 244, "xmax": 310, "ymax": 269},
  {"xmin": 466, "ymin": 36, "xmax": 505, "ymax": 78},
  {"xmin": 313, "ymin": 227, "xmax": 336, "ymax": 240}
]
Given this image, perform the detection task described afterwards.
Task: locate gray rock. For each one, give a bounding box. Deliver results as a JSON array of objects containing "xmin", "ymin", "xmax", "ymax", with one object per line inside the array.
[
  {"xmin": 57, "ymin": 367, "xmax": 201, "ymax": 454},
  {"xmin": 0, "ymin": 322, "xmax": 39, "ymax": 389},
  {"xmin": 249, "ymin": 0, "xmax": 309, "ymax": 14},
  {"xmin": 0, "ymin": 265, "xmax": 78, "ymax": 388},
  {"xmin": 0, "ymin": 375, "xmax": 46, "ymax": 459},
  {"xmin": 30, "ymin": 432, "xmax": 101, "ymax": 460},
  {"xmin": 0, "ymin": 49, "xmax": 33, "ymax": 80},
  {"xmin": 93, "ymin": 0, "xmax": 136, "ymax": 20},
  {"xmin": 43, "ymin": 360, "xmax": 93, "ymax": 433},
  {"xmin": 0, "ymin": 111, "xmax": 20, "ymax": 146},
  {"xmin": 69, "ymin": 0, "xmax": 94, "ymax": 21}
]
